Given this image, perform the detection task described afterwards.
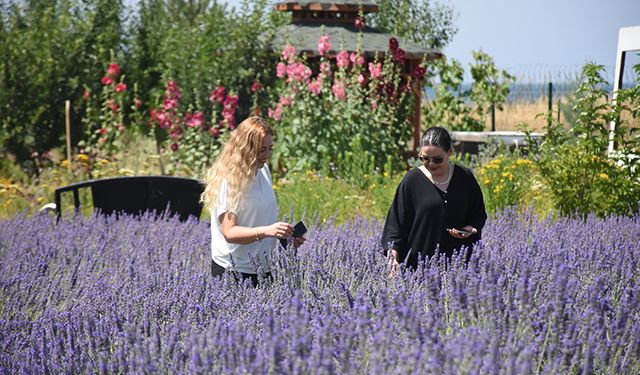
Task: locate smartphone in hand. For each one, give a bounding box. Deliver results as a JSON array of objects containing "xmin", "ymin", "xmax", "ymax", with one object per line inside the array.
[
  {"xmin": 280, "ymin": 221, "xmax": 307, "ymax": 248},
  {"xmin": 447, "ymin": 228, "xmax": 472, "ymax": 236}
]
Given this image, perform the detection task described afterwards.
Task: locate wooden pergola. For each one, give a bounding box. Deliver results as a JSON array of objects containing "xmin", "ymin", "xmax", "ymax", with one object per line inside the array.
[{"xmin": 272, "ymin": 0, "xmax": 444, "ymax": 151}]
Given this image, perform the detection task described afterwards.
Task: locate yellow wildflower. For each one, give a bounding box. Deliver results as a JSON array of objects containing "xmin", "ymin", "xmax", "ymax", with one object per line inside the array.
[{"xmin": 76, "ymin": 154, "xmax": 90, "ymax": 163}]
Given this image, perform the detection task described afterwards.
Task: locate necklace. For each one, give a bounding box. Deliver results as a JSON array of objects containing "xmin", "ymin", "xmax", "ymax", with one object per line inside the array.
[{"xmin": 430, "ymin": 163, "xmax": 453, "ymax": 185}]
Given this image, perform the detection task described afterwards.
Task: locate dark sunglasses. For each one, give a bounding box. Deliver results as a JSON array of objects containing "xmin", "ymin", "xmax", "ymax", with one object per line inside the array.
[{"xmin": 419, "ymin": 155, "xmax": 445, "ymax": 164}]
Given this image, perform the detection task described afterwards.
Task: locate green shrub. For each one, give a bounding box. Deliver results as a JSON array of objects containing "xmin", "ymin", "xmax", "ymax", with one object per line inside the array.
[
  {"xmin": 524, "ymin": 64, "xmax": 640, "ymax": 217},
  {"xmin": 267, "ymin": 34, "xmax": 415, "ymax": 174}
]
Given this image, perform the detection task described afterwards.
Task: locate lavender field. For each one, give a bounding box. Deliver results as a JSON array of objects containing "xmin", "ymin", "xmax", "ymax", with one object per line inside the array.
[{"xmin": 1, "ymin": 210, "xmax": 639, "ymax": 374}]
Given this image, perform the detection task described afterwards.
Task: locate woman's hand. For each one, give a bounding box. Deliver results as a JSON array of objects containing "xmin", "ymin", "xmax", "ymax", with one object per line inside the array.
[
  {"xmin": 293, "ymin": 236, "xmax": 306, "ymax": 248},
  {"xmin": 388, "ymin": 249, "xmax": 400, "ymax": 278},
  {"xmin": 447, "ymin": 226, "xmax": 477, "ymax": 239},
  {"xmin": 264, "ymin": 222, "xmax": 294, "ymax": 239}
]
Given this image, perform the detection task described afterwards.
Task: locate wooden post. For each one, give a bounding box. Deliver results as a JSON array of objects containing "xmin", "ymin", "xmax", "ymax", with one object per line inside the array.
[
  {"xmin": 412, "ymin": 79, "xmax": 422, "ymax": 151},
  {"xmin": 65, "ymin": 100, "xmax": 72, "ymax": 170}
]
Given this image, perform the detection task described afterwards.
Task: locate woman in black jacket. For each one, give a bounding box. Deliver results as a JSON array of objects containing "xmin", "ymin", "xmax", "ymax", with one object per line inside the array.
[{"xmin": 382, "ymin": 126, "xmax": 487, "ymax": 272}]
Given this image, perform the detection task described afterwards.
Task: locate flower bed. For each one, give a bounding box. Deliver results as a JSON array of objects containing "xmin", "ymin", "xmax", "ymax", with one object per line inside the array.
[{"xmin": 1, "ymin": 210, "xmax": 639, "ymax": 373}]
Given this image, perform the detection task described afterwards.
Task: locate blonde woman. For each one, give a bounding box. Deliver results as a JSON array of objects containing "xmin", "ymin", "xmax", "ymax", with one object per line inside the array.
[{"xmin": 202, "ymin": 116, "xmax": 303, "ymax": 286}]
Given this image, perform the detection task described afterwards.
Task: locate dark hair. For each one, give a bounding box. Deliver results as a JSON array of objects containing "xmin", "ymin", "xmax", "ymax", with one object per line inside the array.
[{"xmin": 420, "ymin": 126, "xmax": 451, "ymax": 151}]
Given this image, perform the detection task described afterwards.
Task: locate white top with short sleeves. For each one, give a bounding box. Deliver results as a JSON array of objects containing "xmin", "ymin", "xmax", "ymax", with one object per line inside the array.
[{"xmin": 210, "ymin": 165, "xmax": 278, "ymax": 274}]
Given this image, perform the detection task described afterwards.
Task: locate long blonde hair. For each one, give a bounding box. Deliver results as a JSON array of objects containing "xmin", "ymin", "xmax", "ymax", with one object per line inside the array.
[{"xmin": 201, "ymin": 116, "xmax": 274, "ymax": 210}]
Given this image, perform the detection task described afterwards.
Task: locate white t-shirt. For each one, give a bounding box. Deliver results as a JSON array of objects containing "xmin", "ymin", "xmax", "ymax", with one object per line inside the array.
[{"xmin": 210, "ymin": 165, "xmax": 278, "ymax": 274}]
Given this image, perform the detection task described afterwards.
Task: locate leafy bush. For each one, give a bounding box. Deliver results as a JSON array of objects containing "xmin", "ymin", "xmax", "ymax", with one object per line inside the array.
[
  {"xmin": 275, "ymin": 170, "xmax": 401, "ymax": 224},
  {"xmin": 1, "ymin": 210, "xmax": 639, "ymax": 372},
  {"xmin": 423, "ymin": 51, "xmax": 514, "ymax": 131},
  {"xmin": 267, "ymin": 35, "xmax": 416, "ymax": 174},
  {"xmin": 524, "ymin": 64, "xmax": 640, "ymax": 217},
  {"xmin": 0, "ymin": 0, "xmax": 125, "ymax": 170},
  {"xmin": 476, "ymin": 153, "xmax": 539, "ymax": 214}
]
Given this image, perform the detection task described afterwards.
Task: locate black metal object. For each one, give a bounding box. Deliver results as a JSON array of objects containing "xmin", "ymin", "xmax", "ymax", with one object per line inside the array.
[{"xmin": 54, "ymin": 176, "xmax": 204, "ymax": 221}]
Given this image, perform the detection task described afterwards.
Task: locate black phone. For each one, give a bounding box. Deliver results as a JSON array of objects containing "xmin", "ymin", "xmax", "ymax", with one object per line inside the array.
[
  {"xmin": 447, "ymin": 228, "xmax": 472, "ymax": 236},
  {"xmin": 280, "ymin": 221, "xmax": 307, "ymax": 248}
]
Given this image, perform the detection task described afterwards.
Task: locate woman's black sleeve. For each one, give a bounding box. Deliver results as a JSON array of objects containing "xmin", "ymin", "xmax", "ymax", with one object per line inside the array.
[
  {"xmin": 467, "ymin": 172, "xmax": 487, "ymax": 232},
  {"xmin": 381, "ymin": 180, "xmax": 408, "ymax": 259}
]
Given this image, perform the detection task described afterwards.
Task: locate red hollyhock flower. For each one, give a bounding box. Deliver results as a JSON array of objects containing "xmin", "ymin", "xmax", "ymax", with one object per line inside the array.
[
  {"xmin": 114, "ymin": 83, "xmax": 127, "ymax": 93},
  {"xmin": 412, "ymin": 65, "xmax": 426, "ymax": 80},
  {"xmin": 170, "ymin": 143, "xmax": 179, "ymax": 152},
  {"xmin": 389, "ymin": 38, "xmax": 399, "ymax": 51},
  {"xmin": 251, "ymin": 80, "xmax": 263, "ymax": 93},
  {"xmin": 107, "ymin": 63, "xmax": 121, "ymax": 78},
  {"xmin": 101, "ymin": 76, "xmax": 113, "ymax": 86},
  {"xmin": 392, "ymin": 48, "xmax": 405, "ymax": 63}
]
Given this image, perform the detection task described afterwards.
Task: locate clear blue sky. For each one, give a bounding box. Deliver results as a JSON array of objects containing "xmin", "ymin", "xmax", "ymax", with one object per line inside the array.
[{"xmin": 219, "ymin": 0, "xmax": 640, "ymax": 83}]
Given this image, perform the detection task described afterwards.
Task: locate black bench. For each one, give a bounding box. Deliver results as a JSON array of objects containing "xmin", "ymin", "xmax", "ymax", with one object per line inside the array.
[{"xmin": 52, "ymin": 176, "xmax": 204, "ymax": 221}]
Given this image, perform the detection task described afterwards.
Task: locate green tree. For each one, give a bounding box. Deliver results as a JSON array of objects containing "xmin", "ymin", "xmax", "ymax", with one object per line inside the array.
[
  {"xmin": 422, "ymin": 50, "xmax": 514, "ymax": 131},
  {"xmin": 370, "ymin": 0, "xmax": 458, "ymax": 49},
  {"xmin": 0, "ymin": 0, "xmax": 123, "ymax": 172}
]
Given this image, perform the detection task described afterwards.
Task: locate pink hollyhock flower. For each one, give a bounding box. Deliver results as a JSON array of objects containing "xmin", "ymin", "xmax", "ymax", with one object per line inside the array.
[
  {"xmin": 282, "ymin": 44, "xmax": 296, "ymax": 62},
  {"xmin": 169, "ymin": 125, "xmax": 183, "ymax": 139},
  {"xmin": 286, "ymin": 62, "xmax": 312, "ymax": 82},
  {"xmin": 107, "ymin": 63, "xmax": 120, "ymax": 78},
  {"xmin": 350, "ymin": 52, "xmax": 364, "ymax": 66},
  {"xmin": 118, "ymin": 124, "xmax": 126, "ymax": 133},
  {"xmin": 170, "ymin": 143, "xmax": 179, "ymax": 152},
  {"xmin": 336, "ymin": 50, "xmax": 349, "ymax": 69},
  {"xmin": 276, "ymin": 62, "xmax": 286, "ymax": 78},
  {"xmin": 107, "ymin": 99, "xmax": 119, "ymax": 113},
  {"xmin": 224, "ymin": 95, "xmax": 238, "ymax": 111},
  {"xmin": 251, "ymin": 80, "xmax": 263, "ymax": 92},
  {"xmin": 332, "ymin": 79, "xmax": 346, "ymax": 100},
  {"xmin": 134, "ymin": 98, "xmax": 143, "ymax": 108},
  {"xmin": 209, "ymin": 126, "xmax": 221, "ymax": 138},
  {"xmin": 268, "ymin": 105, "xmax": 282, "ymax": 121},
  {"xmin": 101, "ymin": 76, "xmax": 113, "ymax": 85},
  {"xmin": 368, "ymin": 62, "xmax": 382, "ymax": 79},
  {"xmin": 82, "ymin": 89, "xmax": 90, "ymax": 100},
  {"xmin": 354, "ymin": 16, "xmax": 366, "ymax": 30},
  {"xmin": 279, "ymin": 95, "xmax": 292, "ymax": 106},
  {"xmin": 186, "ymin": 111, "xmax": 205, "ymax": 128},
  {"xmin": 320, "ymin": 61, "xmax": 332, "ymax": 77},
  {"xmin": 99, "ymin": 137, "xmax": 107, "ymax": 145},
  {"xmin": 317, "ymin": 35, "xmax": 331, "ymax": 56},
  {"xmin": 152, "ymin": 110, "xmax": 171, "ymax": 129},
  {"xmin": 114, "ymin": 83, "xmax": 127, "ymax": 93},
  {"xmin": 371, "ymin": 99, "xmax": 378, "ymax": 109},
  {"xmin": 163, "ymin": 98, "xmax": 178, "ymax": 111},
  {"xmin": 222, "ymin": 110, "xmax": 235, "ymax": 128},
  {"xmin": 166, "ymin": 81, "xmax": 180, "ymax": 95},
  {"xmin": 209, "ymin": 86, "xmax": 225, "ymax": 104},
  {"xmin": 308, "ymin": 78, "xmax": 322, "ymax": 96},
  {"xmin": 358, "ymin": 74, "xmax": 365, "ymax": 85}
]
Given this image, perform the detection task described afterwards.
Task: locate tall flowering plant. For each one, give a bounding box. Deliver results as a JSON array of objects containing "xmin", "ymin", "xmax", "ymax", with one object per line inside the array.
[
  {"xmin": 267, "ymin": 35, "xmax": 416, "ymax": 173},
  {"xmin": 149, "ymin": 81, "xmax": 238, "ymax": 175},
  {"xmin": 80, "ymin": 62, "xmax": 144, "ymax": 160}
]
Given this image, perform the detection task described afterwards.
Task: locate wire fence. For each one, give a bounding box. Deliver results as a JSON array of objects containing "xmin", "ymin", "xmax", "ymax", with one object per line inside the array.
[{"xmin": 423, "ymin": 64, "xmax": 639, "ymax": 131}]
